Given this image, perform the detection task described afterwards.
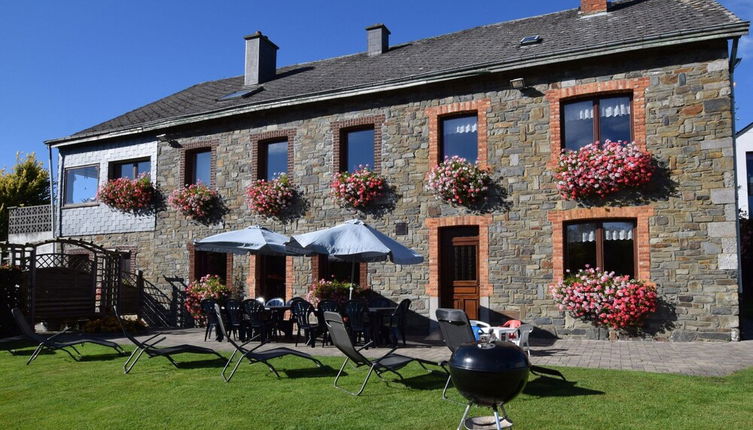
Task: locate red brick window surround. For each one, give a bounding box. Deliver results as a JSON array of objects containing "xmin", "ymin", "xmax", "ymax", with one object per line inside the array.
[
  {"xmin": 331, "ymin": 115, "xmax": 384, "ymax": 174},
  {"xmin": 426, "ymin": 99, "xmax": 490, "ymax": 169},
  {"xmin": 179, "ymin": 140, "xmax": 219, "ymax": 187},
  {"xmin": 547, "ymin": 206, "xmax": 654, "ymax": 283},
  {"xmin": 250, "ymin": 129, "xmax": 296, "ymax": 181},
  {"xmin": 424, "ymin": 215, "xmax": 493, "ymax": 297},
  {"xmin": 545, "ymin": 77, "xmax": 649, "ymax": 167}
]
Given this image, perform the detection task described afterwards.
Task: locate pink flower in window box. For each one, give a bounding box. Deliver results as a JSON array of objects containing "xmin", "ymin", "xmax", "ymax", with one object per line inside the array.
[
  {"xmin": 245, "ymin": 174, "xmax": 296, "ymax": 217},
  {"xmin": 426, "ymin": 156, "xmax": 491, "ymax": 206},
  {"xmin": 330, "ymin": 166, "xmax": 386, "ymax": 208},
  {"xmin": 554, "ymin": 140, "xmax": 655, "ymax": 200},
  {"xmin": 97, "ymin": 174, "xmax": 156, "ymax": 214}
]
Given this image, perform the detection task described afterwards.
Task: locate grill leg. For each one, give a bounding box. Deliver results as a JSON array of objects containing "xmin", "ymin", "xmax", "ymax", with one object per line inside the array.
[
  {"xmin": 492, "ymin": 405, "xmax": 503, "ymax": 430},
  {"xmin": 457, "ymin": 402, "xmax": 472, "ymax": 430}
]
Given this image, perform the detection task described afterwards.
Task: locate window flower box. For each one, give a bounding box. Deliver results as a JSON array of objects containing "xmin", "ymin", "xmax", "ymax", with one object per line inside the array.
[
  {"xmin": 331, "ymin": 166, "xmax": 386, "ymax": 209},
  {"xmin": 426, "ymin": 156, "xmax": 491, "ymax": 206},
  {"xmin": 245, "ymin": 174, "xmax": 296, "ymax": 217},
  {"xmin": 305, "ymin": 279, "xmax": 363, "ymax": 306},
  {"xmin": 168, "ymin": 183, "xmax": 221, "ymax": 222},
  {"xmin": 549, "ymin": 266, "xmax": 657, "ymax": 331},
  {"xmin": 184, "ymin": 274, "xmax": 233, "ymax": 322},
  {"xmin": 554, "ymin": 140, "xmax": 654, "ymax": 200},
  {"xmin": 97, "ymin": 174, "xmax": 157, "ymax": 214}
]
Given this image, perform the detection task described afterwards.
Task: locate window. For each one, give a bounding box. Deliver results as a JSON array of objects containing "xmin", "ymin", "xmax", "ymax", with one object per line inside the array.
[
  {"xmin": 440, "ymin": 115, "xmax": 478, "ymax": 163},
  {"xmin": 187, "ymin": 149, "xmax": 211, "ymax": 185},
  {"xmin": 340, "ymin": 128, "xmax": 375, "ymax": 172},
  {"xmin": 562, "ymin": 96, "xmax": 632, "ymax": 151},
  {"xmin": 565, "ymin": 220, "xmax": 636, "ymax": 277},
  {"xmin": 258, "ymin": 140, "xmax": 288, "ymax": 180},
  {"xmin": 111, "ymin": 159, "xmax": 150, "ymax": 179},
  {"xmin": 64, "ymin": 165, "xmax": 99, "ymax": 205}
]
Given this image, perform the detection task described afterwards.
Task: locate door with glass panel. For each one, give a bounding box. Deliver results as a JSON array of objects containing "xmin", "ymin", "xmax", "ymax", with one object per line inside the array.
[{"xmin": 440, "ymin": 226, "xmax": 480, "ymax": 319}]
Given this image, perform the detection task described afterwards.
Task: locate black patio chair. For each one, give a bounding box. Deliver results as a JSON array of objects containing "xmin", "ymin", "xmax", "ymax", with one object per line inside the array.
[
  {"xmin": 317, "ymin": 300, "xmax": 340, "ymax": 346},
  {"xmin": 291, "ymin": 299, "xmax": 322, "ymax": 347},
  {"xmin": 213, "ymin": 304, "xmax": 323, "ymax": 382},
  {"xmin": 436, "ymin": 308, "xmax": 566, "ymax": 401},
  {"xmin": 242, "ymin": 299, "xmax": 272, "ymax": 343},
  {"xmin": 344, "ymin": 300, "xmax": 370, "ymax": 346},
  {"xmin": 385, "ymin": 298, "xmax": 411, "ymax": 347},
  {"xmin": 10, "ymin": 307, "xmax": 126, "ymax": 365},
  {"xmin": 224, "ymin": 299, "xmax": 244, "ymax": 340},
  {"xmin": 114, "ymin": 306, "xmax": 225, "ymax": 374},
  {"xmin": 265, "ymin": 297, "xmax": 287, "ymax": 339},
  {"xmin": 201, "ymin": 298, "xmax": 219, "ymax": 342},
  {"xmin": 324, "ymin": 311, "xmax": 440, "ymax": 396}
]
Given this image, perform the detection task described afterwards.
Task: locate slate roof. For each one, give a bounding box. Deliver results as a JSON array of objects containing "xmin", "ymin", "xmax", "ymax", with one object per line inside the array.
[{"xmin": 49, "ymin": 0, "xmax": 748, "ymax": 145}]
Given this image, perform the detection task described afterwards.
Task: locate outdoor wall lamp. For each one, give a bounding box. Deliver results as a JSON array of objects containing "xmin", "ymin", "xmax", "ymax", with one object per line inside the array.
[
  {"xmin": 510, "ymin": 78, "xmax": 526, "ymax": 89},
  {"xmin": 157, "ymin": 133, "xmax": 181, "ymax": 148}
]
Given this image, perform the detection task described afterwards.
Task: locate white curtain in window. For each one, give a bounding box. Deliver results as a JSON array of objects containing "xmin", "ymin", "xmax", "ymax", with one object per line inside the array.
[
  {"xmin": 567, "ymin": 228, "xmax": 596, "ymax": 243},
  {"xmin": 564, "ymin": 106, "xmax": 594, "ymax": 121},
  {"xmin": 445, "ymin": 118, "xmax": 478, "ymax": 134},
  {"xmin": 600, "ymin": 99, "xmax": 631, "ymax": 118},
  {"xmin": 604, "ymin": 226, "xmax": 633, "ymax": 241}
]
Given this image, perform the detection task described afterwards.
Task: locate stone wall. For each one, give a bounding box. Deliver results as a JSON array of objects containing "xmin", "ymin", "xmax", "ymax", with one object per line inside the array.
[{"xmin": 64, "ymin": 41, "xmax": 739, "ymax": 341}]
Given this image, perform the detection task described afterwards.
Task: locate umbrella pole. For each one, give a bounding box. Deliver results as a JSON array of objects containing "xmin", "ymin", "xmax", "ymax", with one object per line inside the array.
[{"xmin": 349, "ymin": 261, "xmax": 356, "ymax": 300}]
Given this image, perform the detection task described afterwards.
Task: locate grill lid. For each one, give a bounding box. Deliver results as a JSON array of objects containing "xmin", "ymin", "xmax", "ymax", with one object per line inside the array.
[{"xmin": 449, "ymin": 340, "xmax": 530, "ymax": 372}]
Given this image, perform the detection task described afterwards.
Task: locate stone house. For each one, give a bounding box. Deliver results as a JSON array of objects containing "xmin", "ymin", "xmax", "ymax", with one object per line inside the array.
[{"xmin": 46, "ymin": 0, "xmax": 749, "ymax": 341}]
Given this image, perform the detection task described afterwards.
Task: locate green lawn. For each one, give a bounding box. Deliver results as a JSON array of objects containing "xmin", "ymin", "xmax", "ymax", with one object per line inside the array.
[{"xmin": 1, "ymin": 343, "xmax": 752, "ymax": 429}]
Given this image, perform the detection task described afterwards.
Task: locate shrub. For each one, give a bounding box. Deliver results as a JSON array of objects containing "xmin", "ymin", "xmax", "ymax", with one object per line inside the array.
[
  {"xmin": 97, "ymin": 174, "xmax": 156, "ymax": 214},
  {"xmin": 305, "ymin": 279, "xmax": 362, "ymax": 306},
  {"xmin": 549, "ymin": 266, "xmax": 658, "ymax": 330},
  {"xmin": 554, "ymin": 140, "xmax": 654, "ymax": 200},
  {"xmin": 246, "ymin": 174, "xmax": 296, "ymax": 217},
  {"xmin": 82, "ymin": 315, "xmax": 146, "ymax": 334},
  {"xmin": 168, "ymin": 183, "xmax": 220, "ymax": 222},
  {"xmin": 184, "ymin": 274, "xmax": 233, "ymax": 322},
  {"xmin": 426, "ymin": 156, "xmax": 492, "ymax": 206},
  {"xmin": 331, "ymin": 166, "xmax": 386, "ymax": 208}
]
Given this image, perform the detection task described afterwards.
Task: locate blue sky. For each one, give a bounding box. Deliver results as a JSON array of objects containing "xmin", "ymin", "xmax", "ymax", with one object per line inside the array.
[{"xmin": 0, "ymin": 0, "xmax": 751, "ymax": 172}]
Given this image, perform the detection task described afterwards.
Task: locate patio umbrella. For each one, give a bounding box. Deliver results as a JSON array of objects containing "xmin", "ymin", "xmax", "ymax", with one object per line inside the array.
[
  {"xmin": 194, "ymin": 225, "xmax": 310, "ymax": 256},
  {"xmin": 291, "ymin": 219, "xmax": 423, "ymax": 299}
]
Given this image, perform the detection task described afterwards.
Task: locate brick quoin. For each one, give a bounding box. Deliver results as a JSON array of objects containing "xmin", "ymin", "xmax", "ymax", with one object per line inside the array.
[
  {"xmin": 547, "ymin": 206, "xmax": 655, "ymax": 283},
  {"xmin": 424, "ymin": 215, "xmax": 493, "ymax": 297},
  {"xmin": 545, "ymin": 77, "xmax": 649, "ymax": 168},
  {"xmin": 580, "ymin": 0, "xmax": 608, "ymax": 14},
  {"xmin": 250, "ymin": 129, "xmax": 297, "ymax": 180},
  {"xmin": 331, "ymin": 114, "xmax": 385, "ymax": 173},
  {"xmin": 425, "ymin": 99, "xmax": 490, "ymax": 169}
]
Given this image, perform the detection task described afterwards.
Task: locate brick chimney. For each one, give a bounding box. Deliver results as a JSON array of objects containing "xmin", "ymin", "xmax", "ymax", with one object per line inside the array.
[
  {"xmin": 244, "ymin": 31, "xmax": 278, "ymax": 86},
  {"xmin": 580, "ymin": 0, "xmax": 608, "ymax": 15},
  {"xmin": 366, "ymin": 24, "xmax": 390, "ymax": 56}
]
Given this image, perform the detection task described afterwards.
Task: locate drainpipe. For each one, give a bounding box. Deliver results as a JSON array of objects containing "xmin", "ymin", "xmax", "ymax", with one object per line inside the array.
[
  {"xmin": 728, "ymin": 36, "xmax": 743, "ymax": 341},
  {"xmin": 46, "ymin": 144, "xmax": 56, "ymax": 252}
]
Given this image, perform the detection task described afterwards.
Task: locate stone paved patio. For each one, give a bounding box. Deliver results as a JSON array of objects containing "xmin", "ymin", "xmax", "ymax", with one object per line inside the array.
[{"xmin": 101, "ymin": 328, "xmax": 753, "ymax": 377}]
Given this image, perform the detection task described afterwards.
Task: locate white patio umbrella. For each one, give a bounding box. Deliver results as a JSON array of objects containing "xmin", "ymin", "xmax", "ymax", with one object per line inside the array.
[
  {"xmin": 194, "ymin": 225, "xmax": 310, "ymax": 256},
  {"xmin": 290, "ymin": 219, "xmax": 423, "ymax": 299}
]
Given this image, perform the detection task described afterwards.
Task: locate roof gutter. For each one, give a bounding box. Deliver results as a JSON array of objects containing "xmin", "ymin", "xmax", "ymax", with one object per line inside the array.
[{"xmin": 46, "ymin": 22, "xmax": 750, "ymax": 148}]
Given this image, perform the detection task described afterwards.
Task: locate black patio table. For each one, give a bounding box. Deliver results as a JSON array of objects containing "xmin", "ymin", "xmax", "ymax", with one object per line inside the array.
[
  {"xmin": 367, "ymin": 306, "xmax": 396, "ymax": 346},
  {"xmin": 265, "ymin": 305, "xmax": 292, "ymax": 340}
]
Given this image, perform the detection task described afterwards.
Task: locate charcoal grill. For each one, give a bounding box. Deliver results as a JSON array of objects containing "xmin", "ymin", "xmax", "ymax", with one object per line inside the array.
[{"xmin": 449, "ymin": 339, "xmax": 529, "ymax": 429}]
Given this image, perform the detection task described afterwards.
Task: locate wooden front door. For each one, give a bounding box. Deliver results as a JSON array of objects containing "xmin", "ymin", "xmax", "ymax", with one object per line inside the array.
[{"xmin": 440, "ymin": 226, "xmax": 480, "ymax": 319}]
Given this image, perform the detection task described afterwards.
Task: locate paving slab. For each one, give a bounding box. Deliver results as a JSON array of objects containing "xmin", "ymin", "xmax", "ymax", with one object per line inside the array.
[{"xmin": 93, "ymin": 329, "xmax": 753, "ymax": 377}]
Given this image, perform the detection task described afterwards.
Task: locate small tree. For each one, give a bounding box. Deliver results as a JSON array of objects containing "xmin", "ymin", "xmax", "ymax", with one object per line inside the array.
[{"xmin": 0, "ymin": 153, "xmax": 51, "ymax": 240}]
